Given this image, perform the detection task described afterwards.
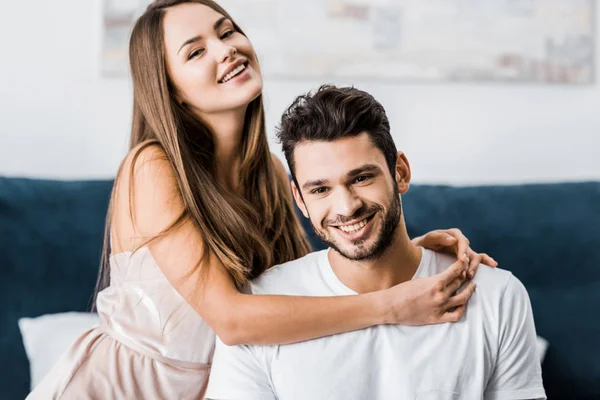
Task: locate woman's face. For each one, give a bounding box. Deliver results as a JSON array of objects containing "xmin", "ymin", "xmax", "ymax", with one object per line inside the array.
[{"xmin": 163, "ymin": 3, "xmax": 263, "ymax": 116}]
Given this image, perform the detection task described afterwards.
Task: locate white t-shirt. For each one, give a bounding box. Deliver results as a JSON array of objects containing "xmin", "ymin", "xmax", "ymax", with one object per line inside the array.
[{"xmin": 206, "ymin": 248, "xmax": 546, "ymax": 400}]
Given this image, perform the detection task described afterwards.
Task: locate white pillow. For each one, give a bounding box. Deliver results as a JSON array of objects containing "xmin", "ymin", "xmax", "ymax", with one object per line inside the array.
[
  {"xmin": 18, "ymin": 312, "xmax": 100, "ymax": 390},
  {"xmin": 536, "ymin": 335, "xmax": 549, "ymax": 364}
]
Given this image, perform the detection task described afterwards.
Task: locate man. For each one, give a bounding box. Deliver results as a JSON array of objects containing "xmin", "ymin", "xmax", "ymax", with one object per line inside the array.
[{"xmin": 205, "ymin": 85, "xmax": 546, "ymax": 400}]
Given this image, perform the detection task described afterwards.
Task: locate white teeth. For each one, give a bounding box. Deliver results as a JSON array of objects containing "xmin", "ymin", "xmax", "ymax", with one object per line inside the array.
[
  {"xmin": 338, "ymin": 219, "xmax": 368, "ymax": 233},
  {"xmin": 221, "ymin": 63, "xmax": 246, "ymax": 83}
]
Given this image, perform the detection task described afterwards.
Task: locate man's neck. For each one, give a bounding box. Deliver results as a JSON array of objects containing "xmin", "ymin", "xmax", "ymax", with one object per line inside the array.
[{"xmin": 327, "ymin": 219, "xmax": 422, "ymax": 294}]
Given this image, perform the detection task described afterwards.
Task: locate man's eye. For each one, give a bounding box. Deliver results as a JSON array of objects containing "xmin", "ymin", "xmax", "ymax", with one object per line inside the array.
[
  {"xmin": 312, "ymin": 187, "xmax": 329, "ymax": 195},
  {"xmin": 188, "ymin": 48, "xmax": 205, "ymax": 60},
  {"xmin": 353, "ymin": 175, "xmax": 372, "ymax": 184}
]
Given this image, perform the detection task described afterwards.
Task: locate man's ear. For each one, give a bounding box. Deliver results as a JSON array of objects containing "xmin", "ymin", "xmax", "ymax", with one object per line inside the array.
[
  {"xmin": 395, "ymin": 151, "xmax": 411, "ymax": 195},
  {"xmin": 291, "ymin": 181, "xmax": 309, "ymax": 218}
]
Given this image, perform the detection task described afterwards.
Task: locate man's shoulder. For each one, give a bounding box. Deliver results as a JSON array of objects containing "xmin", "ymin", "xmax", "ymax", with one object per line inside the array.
[
  {"xmin": 427, "ymin": 250, "xmax": 534, "ymax": 333},
  {"xmin": 426, "ymin": 250, "xmax": 519, "ymax": 300},
  {"xmin": 250, "ymin": 250, "xmax": 329, "ymax": 295}
]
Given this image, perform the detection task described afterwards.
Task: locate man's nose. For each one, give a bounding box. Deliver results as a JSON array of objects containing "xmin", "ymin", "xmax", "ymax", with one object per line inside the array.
[{"xmin": 332, "ymin": 187, "xmax": 363, "ymax": 219}]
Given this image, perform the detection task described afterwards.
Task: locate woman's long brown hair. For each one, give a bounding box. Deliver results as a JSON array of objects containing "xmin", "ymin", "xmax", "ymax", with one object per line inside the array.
[{"xmin": 93, "ymin": 0, "xmax": 310, "ymax": 307}]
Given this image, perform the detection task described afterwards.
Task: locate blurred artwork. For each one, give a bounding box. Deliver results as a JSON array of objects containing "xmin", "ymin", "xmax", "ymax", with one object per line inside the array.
[
  {"xmin": 221, "ymin": 0, "xmax": 595, "ymax": 84},
  {"xmin": 101, "ymin": 0, "xmax": 148, "ymax": 76},
  {"xmin": 103, "ymin": 0, "xmax": 595, "ymax": 84}
]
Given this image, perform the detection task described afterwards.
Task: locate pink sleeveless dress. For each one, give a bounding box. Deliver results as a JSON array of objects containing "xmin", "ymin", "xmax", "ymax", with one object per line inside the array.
[{"xmin": 27, "ymin": 247, "xmax": 216, "ymax": 399}]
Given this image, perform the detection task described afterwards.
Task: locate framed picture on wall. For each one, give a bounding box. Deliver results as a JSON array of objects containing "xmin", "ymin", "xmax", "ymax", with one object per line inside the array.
[{"xmin": 102, "ymin": 0, "xmax": 595, "ymax": 84}]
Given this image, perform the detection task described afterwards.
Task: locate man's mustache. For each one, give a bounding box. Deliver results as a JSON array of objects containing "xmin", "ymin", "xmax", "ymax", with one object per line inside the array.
[{"xmin": 323, "ymin": 204, "xmax": 383, "ymax": 226}]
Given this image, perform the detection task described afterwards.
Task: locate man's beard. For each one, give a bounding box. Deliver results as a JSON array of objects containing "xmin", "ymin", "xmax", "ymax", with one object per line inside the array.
[{"xmin": 311, "ymin": 190, "xmax": 402, "ymax": 261}]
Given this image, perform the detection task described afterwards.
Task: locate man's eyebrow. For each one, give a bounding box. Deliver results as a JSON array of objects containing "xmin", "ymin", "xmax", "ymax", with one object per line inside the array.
[
  {"xmin": 346, "ymin": 164, "xmax": 381, "ymax": 178},
  {"xmin": 301, "ymin": 165, "xmax": 381, "ymax": 191},
  {"xmin": 302, "ymin": 179, "xmax": 329, "ymax": 192},
  {"xmin": 177, "ymin": 17, "xmax": 228, "ymax": 55}
]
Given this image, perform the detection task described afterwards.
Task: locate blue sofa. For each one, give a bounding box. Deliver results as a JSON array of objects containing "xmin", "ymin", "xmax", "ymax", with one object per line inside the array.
[{"xmin": 1, "ymin": 176, "xmax": 599, "ymax": 399}]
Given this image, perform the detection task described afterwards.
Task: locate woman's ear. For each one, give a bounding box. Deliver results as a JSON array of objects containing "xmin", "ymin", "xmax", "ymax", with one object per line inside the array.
[
  {"xmin": 173, "ymin": 91, "xmax": 186, "ymax": 106},
  {"xmin": 395, "ymin": 151, "xmax": 411, "ymax": 194},
  {"xmin": 291, "ymin": 181, "xmax": 309, "ymax": 218}
]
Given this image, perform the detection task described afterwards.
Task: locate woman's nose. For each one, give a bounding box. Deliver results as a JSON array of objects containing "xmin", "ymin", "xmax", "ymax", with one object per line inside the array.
[{"xmin": 214, "ymin": 42, "xmax": 237, "ymax": 63}]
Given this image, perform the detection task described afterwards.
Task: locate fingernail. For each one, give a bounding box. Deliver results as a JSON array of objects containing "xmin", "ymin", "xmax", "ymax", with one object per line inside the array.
[
  {"xmin": 446, "ymin": 236, "xmax": 455, "ymax": 242},
  {"xmin": 463, "ymin": 252, "xmax": 467, "ymax": 260},
  {"xmin": 468, "ymin": 270, "xmax": 474, "ymax": 279}
]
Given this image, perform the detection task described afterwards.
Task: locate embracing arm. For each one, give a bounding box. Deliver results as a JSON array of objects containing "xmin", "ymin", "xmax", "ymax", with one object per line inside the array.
[
  {"xmin": 198, "ymin": 261, "xmax": 389, "ymax": 345},
  {"xmin": 110, "ymin": 146, "xmax": 480, "ymax": 346}
]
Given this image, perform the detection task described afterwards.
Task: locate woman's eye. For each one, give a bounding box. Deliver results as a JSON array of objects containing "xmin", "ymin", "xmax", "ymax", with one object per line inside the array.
[
  {"xmin": 220, "ymin": 30, "xmax": 234, "ymax": 39},
  {"xmin": 188, "ymin": 48, "xmax": 204, "ymax": 60}
]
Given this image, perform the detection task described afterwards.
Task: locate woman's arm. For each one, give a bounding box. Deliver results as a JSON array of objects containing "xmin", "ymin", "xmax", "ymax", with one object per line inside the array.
[
  {"xmin": 110, "ymin": 147, "xmax": 475, "ymax": 346},
  {"xmin": 198, "ymin": 251, "xmax": 474, "ymax": 345}
]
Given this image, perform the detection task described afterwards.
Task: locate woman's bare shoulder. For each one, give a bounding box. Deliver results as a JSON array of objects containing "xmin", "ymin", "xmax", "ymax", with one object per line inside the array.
[
  {"xmin": 112, "ymin": 141, "xmax": 185, "ymax": 251},
  {"xmin": 122, "ymin": 141, "xmax": 174, "ymax": 182}
]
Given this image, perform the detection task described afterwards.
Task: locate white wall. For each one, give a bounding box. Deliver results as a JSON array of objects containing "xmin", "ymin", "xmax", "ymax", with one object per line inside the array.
[{"xmin": 1, "ymin": 0, "xmax": 598, "ymax": 184}]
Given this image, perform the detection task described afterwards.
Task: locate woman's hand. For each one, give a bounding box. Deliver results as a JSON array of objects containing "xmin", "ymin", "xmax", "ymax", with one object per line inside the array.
[
  {"xmin": 383, "ymin": 259, "xmax": 477, "ymax": 325},
  {"xmin": 412, "ymin": 228, "xmax": 498, "ymax": 279}
]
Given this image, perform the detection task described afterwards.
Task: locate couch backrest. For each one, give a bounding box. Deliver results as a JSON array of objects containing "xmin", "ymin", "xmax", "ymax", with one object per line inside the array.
[
  {"xmin": 0, "ymin": 177, "xmax": 112, "ymax": 399},
  {"xmin": 1, "ymin": 177, "xmax": 599, "ymax": 399}
]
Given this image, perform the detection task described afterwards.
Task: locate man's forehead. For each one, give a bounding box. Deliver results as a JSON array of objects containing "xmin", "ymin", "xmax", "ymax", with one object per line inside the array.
[{"xmin": 293, "ymin": 134, "xmax": 385, "ymax": 183}]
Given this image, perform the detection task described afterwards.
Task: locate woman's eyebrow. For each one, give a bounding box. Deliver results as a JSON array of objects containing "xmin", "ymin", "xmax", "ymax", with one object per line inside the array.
[{"xmin": 177, "ymin": 17, "xmax": 228, "ymax": 55}]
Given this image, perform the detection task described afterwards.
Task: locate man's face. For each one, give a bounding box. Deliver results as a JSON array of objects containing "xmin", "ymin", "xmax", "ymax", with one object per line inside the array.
[{"xmin": 292, "ymin": 132, "xmax": 407, "ymax": 261}]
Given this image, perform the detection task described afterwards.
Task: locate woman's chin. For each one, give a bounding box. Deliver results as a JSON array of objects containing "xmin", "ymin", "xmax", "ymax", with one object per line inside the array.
[
  {"xmin": 237, "ymin": 80, "xmax": 263, "ymax": 106},
  {"xmin": 191, "ymin": 79, "xmax": 263, "ymax": 115}
]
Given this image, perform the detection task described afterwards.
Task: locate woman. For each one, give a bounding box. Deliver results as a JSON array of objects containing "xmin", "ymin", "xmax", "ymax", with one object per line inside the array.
[{"xmin": 28, "ymin": 1, "xmax": 496, "ymax": 398}]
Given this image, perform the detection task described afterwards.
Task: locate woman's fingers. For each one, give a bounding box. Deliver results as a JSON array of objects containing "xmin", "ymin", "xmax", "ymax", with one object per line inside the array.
[
  {"xmin": 444, "ymin": 271, "xmax": 467, "ymax": 296},
  {"xmin": 423, "ymin": 230, "xmax": 457, "ymax": 250},
  {"xmin": 479, "ymin": 253, "xmax": 498, "ymax": 267},
  {"xmin": 439, "ymin": 305, "xmax": 466, "ymax": 323},
  {"xmin": 445, "ymin": 281, "xmax": 477, "ymax": 310},
  {"xmin": 467, "ymin": 251, "xmax": 499, "ymax": 277},
  {"xmin": 439, "ymin": 259, "xmax": 467, "ymax": 286},
  {"xmin": 437, "ymin": 282, "xmax": 476, "ymax": 323},
  {"xmin": 426, "ymin": 229, "xmax": 497, "ymax": 272},
  {"xmin": 467, "ymin": 250, "xmax": 479, "ymax": 278},
  {"xmin": 442, "ymin": 228, "xmax": 469, "ymax": 262}
]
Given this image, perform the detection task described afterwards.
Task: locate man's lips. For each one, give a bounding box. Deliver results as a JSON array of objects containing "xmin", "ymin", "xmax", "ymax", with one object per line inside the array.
[
  {"xmin": 329, "ymin": 213, "xmax": 375, "ymax": 229},
  {"xmin": 330, "ymin": 214, "xmax": 376, "ymax": 241}
]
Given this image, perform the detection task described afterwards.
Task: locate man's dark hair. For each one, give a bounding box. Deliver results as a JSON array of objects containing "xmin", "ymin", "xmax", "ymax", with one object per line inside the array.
[{"xmin": 276, "ymin": 85, "xmax": 397, "ymax": 187}]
